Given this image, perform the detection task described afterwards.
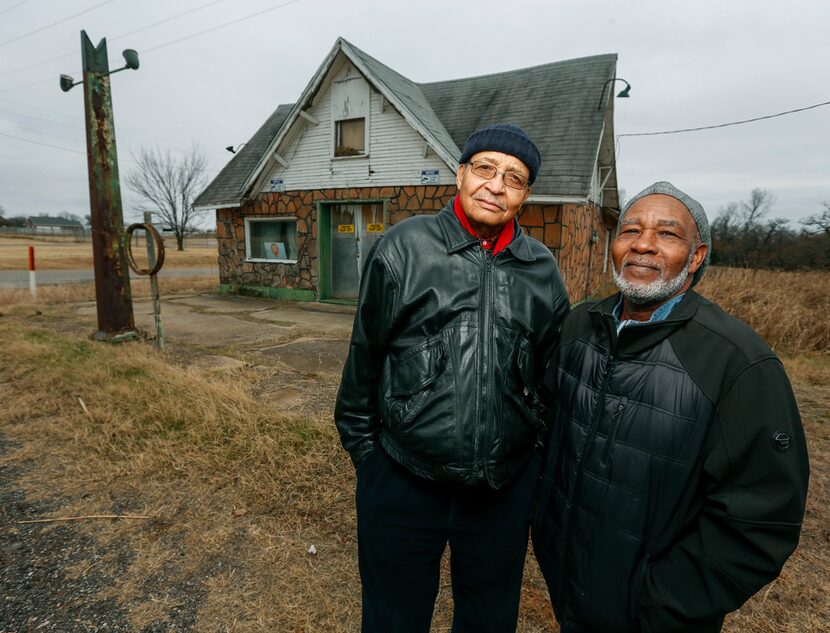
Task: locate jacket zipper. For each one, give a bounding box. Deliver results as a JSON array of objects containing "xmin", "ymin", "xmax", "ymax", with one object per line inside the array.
[
  {"xmin": 474, "ymin": 250, "xmax": 494, "ymax": 476},
  {"xmin": 601, "ymin": 397, "xmax": 628, "ymax": 465},
  {"xmin": 558, "ymin": 348, "xmax": 615, "ymax": 619}
]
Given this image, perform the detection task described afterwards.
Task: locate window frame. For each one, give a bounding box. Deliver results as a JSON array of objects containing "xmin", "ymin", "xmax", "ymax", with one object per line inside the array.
[
  {"xmin": 244, "ymin": 216, "xmax": 299, "ymax": 264},
  {"xmin": 333, "ymin": 117, "xmax": 367, "ymax": 158}
]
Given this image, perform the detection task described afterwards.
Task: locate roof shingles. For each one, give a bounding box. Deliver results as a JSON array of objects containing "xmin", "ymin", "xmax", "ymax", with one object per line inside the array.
[{"xmin": 195, "ymin": 39, "xmax": 616, "ymax": 208}]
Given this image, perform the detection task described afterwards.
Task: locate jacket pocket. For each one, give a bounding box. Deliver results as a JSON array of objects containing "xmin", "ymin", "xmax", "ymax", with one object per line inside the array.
[
  {"xmin": 601, "ymin": 397, "xmax": 628, "ymax": 465},
  {"xmin": 386, "ymin": 336, "xmax": 447, "ymax": 430},
  {"xmin": 511, "ymin": 337, "xmax": 544, "ymax": 429}
]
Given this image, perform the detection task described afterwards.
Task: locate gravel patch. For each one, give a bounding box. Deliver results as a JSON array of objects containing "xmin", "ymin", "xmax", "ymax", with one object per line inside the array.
[{"xmin": 0, "ymin": 434, "xmax": 205, "ymax": 633}]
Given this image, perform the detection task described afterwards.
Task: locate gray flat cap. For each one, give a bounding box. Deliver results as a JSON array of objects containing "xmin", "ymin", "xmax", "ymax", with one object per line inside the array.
[{"xmin": 620, "ymin": 181, "xmax": 712, "ymax": 287}]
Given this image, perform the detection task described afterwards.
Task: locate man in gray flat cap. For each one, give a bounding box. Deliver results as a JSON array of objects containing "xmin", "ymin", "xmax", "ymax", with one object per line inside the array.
[{"xmin": 532, "ymin": 181, "xmax": 809, "ymax": 632}]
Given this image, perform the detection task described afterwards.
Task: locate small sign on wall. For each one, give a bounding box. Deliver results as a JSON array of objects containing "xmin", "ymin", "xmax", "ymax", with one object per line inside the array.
[
  {"xmin": 420, "ymin": 169, "xmax": 439, "ymax": 185},
  {"xmin": 367, "ymin": 223, "xmax": 385, "ymax": 233},
  {"xmin": 270, "ymin": 178, "xmax": 285, "ymax": 192},
  {"xmin": 337, "ymin": 224, "xmax": 355, "ymax": 233}
]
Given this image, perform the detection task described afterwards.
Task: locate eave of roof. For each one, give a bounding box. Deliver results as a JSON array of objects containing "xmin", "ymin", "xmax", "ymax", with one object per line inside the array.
[{"xmin": 194, "ymin": 38, "xmax": 619, "ymax": 209}]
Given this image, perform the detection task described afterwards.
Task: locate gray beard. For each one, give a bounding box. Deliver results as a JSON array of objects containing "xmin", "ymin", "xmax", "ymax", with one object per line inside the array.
[{"xmin": 613, "ymin": 252, "xmax": 694, "ymax": 306}]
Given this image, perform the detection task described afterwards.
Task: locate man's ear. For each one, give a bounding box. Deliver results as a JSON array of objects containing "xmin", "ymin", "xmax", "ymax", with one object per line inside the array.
[
  {"xmin": 455, "ymin": 164, "xmax": 466, "ymax": 190},
  {"xmin": 520, "ymin": 186, "xmax": 531, "ymax": 207},
  {"xmin": 688, "ymin": 242, "xmax": 709, "ymax": 273}
]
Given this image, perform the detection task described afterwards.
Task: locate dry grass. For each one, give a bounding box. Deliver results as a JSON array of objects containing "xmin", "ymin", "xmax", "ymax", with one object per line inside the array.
[
  {"xmin": 696, "ymin": 267, "xmax": 830, "ymax": 353},
  {"xmin": 0, "ymin": 276, "xmax": 218, "ymax": 309},
  {"xmin": 0, "ymin": 268, "xmax": 827, "ymax": 631},
  {"xmin": 0, "ymin": 321, "xmax": 363, "ymax": 631},
  {"xmin": 0, "ymin": 235, "xmax": 217, "ymax": 270}
]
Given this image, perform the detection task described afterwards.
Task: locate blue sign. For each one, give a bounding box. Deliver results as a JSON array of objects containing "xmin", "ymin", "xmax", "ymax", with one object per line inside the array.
[{"xmin": 420, "ymin": 169, "xmax": 439, "ymax": 185}]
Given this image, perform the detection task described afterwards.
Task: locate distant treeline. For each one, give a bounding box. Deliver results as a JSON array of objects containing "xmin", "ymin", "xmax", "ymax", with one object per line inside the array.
[{"xmin": 709, "ymin": 189, "xmax": 830, "ymax": 270}]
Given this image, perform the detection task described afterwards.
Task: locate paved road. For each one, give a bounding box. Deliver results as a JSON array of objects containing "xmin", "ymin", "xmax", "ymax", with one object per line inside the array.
[{"xmin": 0, "ymin": 267, "xmax": 216, "ymax": 288}]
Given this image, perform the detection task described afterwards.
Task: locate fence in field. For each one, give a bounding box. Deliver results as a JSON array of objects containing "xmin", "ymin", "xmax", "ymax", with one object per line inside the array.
[{"xmin": 0, "ymin": 227, "xmax": 216, "ymax": 249}]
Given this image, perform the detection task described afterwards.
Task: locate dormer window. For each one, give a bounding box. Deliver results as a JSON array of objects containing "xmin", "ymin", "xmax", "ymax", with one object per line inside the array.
[
  {"xmin": 331, "ymin": 62, "xmax": 370, "ymax": 158},
  {"xmin": 335, "ymin": 118, "xmax": 365, "ymax": 156}
]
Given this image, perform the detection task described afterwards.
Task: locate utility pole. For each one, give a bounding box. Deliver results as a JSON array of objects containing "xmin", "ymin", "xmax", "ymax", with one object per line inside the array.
[{"xmin": 61, "ymin": 31, "xmax": 140, "ymax": 341}]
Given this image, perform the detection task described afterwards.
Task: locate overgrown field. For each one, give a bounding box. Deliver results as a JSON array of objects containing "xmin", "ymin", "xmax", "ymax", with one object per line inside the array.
[
  {"xmin": 696, "ymin": 267, "xmax": 830, "ymax": 353},
  {"xmin": 0, "ymin": 235, "xmax": 218, "ymax": 270},
  {"xmin": 0, "ymin": 267, "xmax": 827, "ymax": 631}
]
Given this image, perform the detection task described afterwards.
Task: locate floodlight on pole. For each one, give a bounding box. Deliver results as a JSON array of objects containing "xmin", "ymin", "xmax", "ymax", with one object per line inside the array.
[
  {"xmin": 59, "ymin": 31, "xmax": 141, "ymax": 340},
  {"xmin": 597, "ymin": 78, "xmax": 632, "ymax": 110},
  {"xmin": 58, "ymin": 47, "xmax": 139, "ymax": 92}
]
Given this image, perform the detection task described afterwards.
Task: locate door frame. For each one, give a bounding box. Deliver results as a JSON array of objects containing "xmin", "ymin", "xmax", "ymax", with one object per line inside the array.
[{"xmin": 317, "ymin": 199, "xmax": 388, "ymax": 301}]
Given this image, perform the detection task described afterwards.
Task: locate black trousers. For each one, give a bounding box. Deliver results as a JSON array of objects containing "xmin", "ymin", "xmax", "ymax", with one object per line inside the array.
[{"xmin": 355, "ymin": 448, "xmax": 541, "ymax": 633}]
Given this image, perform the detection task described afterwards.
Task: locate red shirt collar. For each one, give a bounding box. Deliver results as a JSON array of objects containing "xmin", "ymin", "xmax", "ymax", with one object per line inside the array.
[{"xmin": 453, "ymin": 196, "xmax": 514, "ymax": 256}]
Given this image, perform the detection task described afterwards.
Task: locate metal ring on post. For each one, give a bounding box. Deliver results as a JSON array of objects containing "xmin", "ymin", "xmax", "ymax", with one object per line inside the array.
[{"xmin": 125, "ymin": 223, "xmax": 165, "ymax": 275}]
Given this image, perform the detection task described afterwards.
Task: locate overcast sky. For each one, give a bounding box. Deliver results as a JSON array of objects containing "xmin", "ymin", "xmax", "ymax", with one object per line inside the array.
[{"xmin": 1, "ymin": 0, "xmax": 828, "ymax": 227}]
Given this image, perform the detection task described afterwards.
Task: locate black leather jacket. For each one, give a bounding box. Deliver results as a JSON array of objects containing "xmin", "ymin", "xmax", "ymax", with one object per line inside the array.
[{"xmin": 335, "ymin": 200, "xmax": 570, "ymax": 488}]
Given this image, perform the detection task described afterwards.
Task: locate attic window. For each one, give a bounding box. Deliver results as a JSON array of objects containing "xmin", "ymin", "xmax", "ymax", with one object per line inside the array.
[{"xmin": 335, "ymin": 118, "xmax": 365, "ymax": 157}]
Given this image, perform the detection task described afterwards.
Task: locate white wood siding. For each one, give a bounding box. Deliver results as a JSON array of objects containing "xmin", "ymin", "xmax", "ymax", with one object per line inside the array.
[{"xmin": 260, "ymin": 57, "xmax": 456, "ymax": 193}]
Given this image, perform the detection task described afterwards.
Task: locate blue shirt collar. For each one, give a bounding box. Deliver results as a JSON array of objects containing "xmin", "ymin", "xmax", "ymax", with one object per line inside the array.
[{"xmin": 613, "ymin": 293, "xmax": 686, "ymax": 335}]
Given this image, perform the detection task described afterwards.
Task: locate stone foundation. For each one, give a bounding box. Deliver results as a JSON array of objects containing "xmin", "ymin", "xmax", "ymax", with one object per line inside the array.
[{"xmin": 217, "ymin": 186, "xmax": 614, "ymax": 302}]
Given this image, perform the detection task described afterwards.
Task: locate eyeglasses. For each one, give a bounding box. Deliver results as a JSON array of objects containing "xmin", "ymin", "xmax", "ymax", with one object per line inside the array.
[{"xmin": 466, "ymin": 161, "xmax": 529, "ymax": 190}]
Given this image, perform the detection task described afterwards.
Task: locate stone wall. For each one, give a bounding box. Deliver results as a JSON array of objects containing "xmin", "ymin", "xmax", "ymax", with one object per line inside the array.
[
  {"xmin": 216, "ymin": 185, "xmax": 456, "ymax": 293},
  {"xmin": 556, "ymin": 203, "xmax": 616, "ymax": 302},
  {"xmin": 216, "ymin": 186, "xmax": 614, "ymax": 301}
]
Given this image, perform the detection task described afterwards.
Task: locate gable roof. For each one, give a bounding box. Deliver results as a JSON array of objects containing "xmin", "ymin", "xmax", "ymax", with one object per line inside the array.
[
  {"xmin": 421, "ymin": 53, "xmax": 618, "ymax": 197},
  {"xmin": 195, "ymin": 38, "xmax": 618, "ymax": 209},
  {"xmin": 27, "ymin": 216, "xmax": 83, "ymax": 228},
  {"xmin": 194, "ymin": 104, "xmax": 293, "ymax": 209},
  {"xmin": 341, "ymin": 39, "xmax": 460, "ymax": 168}
]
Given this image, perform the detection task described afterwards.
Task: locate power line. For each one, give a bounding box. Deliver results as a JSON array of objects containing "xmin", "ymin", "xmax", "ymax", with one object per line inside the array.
[
  {"xmin": 0, "ymin": 130, "xmax": 138, "ymax": 164},
  {"xmin": 0, "ymin": 0, "xmax": 119, "ymax": 49},
  {"xmin": 111, "ymin": 0, "xmax": 228, "ymax": 45},
  {"xmin": 0, "ymin": 77, "xmax": 56, "ymax": 93},
  {"xmin": 142, "ymin": 0, "xmax": 305, "ymax": 54},
  {"xmin": 0, "ymin": 96, "xmax": 80, "ymax": 121},
  {"xmin": 0, "ymin": 0, "xmax": 307, "ymax": 93},
  {"xmin": 0, "ymin": 0, "xmax": 229, "ymax": 78},
  {"xmin": 0, "ymin": 0, "xmax": 31, "ymax": 18},
  {"xmin": 0, "ymin": 130, "xmax": 84, "ymax": 154},
  {"xmin": 619, "ymin": 99, "xmax": 830, "ymax": 137},
  {"xmin": 0, "ymin": 108, "xmax": 195, "ymax": 153}
]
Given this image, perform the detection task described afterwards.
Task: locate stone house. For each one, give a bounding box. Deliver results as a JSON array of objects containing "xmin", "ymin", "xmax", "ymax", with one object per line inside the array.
[{"xmin": 194, "ymin": 37, "xmax": 624, "ymax": 303}]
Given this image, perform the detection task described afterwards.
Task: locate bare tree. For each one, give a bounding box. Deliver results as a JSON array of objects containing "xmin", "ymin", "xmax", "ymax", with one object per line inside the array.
[
  {"xmin": 739, "ymin": 188, "xmax": 776, "ymax": 233},
  {"xmin": 59, "ymin": 211, "xmax": 84, "ymax": 224},
  {"xmin": 801, "ymin": 202, "xmax": 830, "ymax": 236},
  {"xmin": 711, "ymin": 189, "xmax": 791, "ymax": 268},
  {"xmin": 125, "ymin": 146, "xmax": 208, "ymax": 251},
  {"xmin": 0, "ymin": 204, "xmax": 5, "ymax": 217}
]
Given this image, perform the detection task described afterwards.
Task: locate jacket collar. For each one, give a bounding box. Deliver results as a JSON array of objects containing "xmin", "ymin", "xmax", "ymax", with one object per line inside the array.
[
  {"xmin": 588, "ymin": 290, "xmax": 703, "ymax": 355},
  {"xmin": 436, "ymin": 198, "xmax": 536, "ymax": 262}
]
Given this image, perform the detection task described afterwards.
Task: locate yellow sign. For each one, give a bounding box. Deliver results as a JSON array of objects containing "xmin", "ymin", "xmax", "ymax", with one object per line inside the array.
[
  {"xmin": 337, "ymin": 224, "xmax": 355, "ymax": 233},
  {"xmin": 367, "ymin": 223, "xmax": 385, "ymax": 233}
]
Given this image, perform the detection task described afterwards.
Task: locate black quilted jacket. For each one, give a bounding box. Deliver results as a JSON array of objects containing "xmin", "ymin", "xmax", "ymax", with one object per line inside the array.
[
  {"xmin": 334, "ymin": 200, "xmax": 570, "ymax": 488},
  {"xmin": 532, "ymin": 291, "xmax": 809, "ymax": 632}
]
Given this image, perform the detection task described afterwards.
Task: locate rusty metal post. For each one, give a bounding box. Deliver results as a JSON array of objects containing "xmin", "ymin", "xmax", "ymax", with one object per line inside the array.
[
  {"xmin": 143, "ymin": 211, "xmax": 165, "ymax": 351},
  {"xmin": 80, "ymin": 30, "xmax": 136, "ymax": 341}
]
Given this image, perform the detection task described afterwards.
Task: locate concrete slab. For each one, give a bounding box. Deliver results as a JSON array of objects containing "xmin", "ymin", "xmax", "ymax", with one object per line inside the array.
[
  {"xmin": 249, "ymin": 305, "xmax": 354, "ymax": 336},
  {"xmin": 168, "ymin": 295, "xmax": 276, "ymax": 313},
  {"xmin": 189, "ymin": 355, "xmax": 247, "ymax": 373},
  {"xmin": 260, "ymin": 337, "xmax": 350, "ymax": 375},
  {"xmin": 73, "ymin": 293, "xmax": 356, "ymax": 354}
]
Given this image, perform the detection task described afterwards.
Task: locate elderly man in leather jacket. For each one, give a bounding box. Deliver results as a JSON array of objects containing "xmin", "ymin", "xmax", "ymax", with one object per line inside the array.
[
  {"xmin": 533, "ymin": 181, "xmax": 809, "ymax": 633},
  {"xmin": 335, "ymin": 124, "xmax": 570, "ymax": 633}
]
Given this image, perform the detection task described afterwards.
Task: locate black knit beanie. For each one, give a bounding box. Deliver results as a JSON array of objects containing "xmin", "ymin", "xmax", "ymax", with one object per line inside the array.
[{"xmin": 458, "ymin": 124, "xmax": 541, "ymax": 185}]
